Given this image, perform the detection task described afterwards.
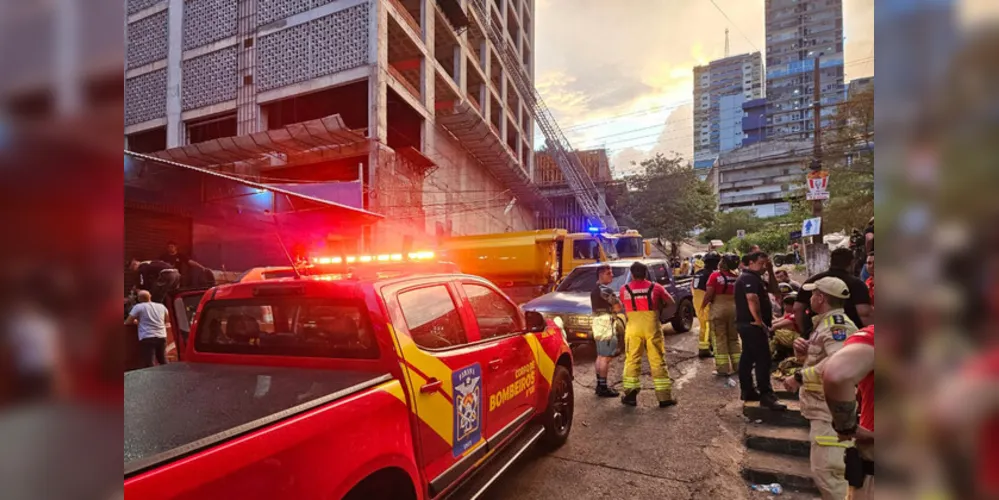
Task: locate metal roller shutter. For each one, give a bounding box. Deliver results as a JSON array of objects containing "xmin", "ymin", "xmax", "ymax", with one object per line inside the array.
[{"xmin": 125, "ymin": 206, "xmax": 192, "ymax": 290}]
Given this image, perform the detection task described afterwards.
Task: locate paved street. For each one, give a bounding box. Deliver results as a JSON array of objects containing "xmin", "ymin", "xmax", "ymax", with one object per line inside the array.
[{"xmin": 484, "ymin": 321, "xmax": 818, "ymax": 500}]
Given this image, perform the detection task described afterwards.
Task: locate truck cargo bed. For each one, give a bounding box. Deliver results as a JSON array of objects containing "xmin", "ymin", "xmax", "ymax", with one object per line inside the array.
[{"xmin": 124, "ymin": 363, "xmax": 391, "ymax": 477}]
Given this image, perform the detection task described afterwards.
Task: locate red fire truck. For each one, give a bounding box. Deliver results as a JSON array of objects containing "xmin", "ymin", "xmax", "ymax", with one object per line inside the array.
[{"xmin": 124, "ymin": 253, "xmax": 574, "ymax": 500}]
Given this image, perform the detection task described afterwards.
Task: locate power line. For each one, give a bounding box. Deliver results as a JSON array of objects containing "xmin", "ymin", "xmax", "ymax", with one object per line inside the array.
[{"xmin": 709, "ymin": 0, "xmax": 759, "ymax": 53}]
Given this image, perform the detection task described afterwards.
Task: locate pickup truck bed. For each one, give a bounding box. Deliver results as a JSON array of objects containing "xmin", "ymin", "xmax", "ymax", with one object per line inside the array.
[{"xmin": 124, "ymin": 363, "xmax": 391, "ymax": 477}]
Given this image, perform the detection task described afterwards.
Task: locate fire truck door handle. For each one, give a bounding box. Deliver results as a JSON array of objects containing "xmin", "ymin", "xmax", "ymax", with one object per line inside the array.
[
  {"xmin": 488, "ymin": 359, "xmax": 503, "ymax": 371},
  {"xmin": 420, "ymin": 378, "xmax": 442, "ymax": 394}
]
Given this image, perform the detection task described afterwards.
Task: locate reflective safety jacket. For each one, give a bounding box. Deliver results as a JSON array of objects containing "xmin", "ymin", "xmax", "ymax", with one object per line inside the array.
[
  {"xmin": 799, "ymin": 308, "xmax": 858, "ymax": 422},
  {"xmin": 619, "ymin": 279, "xmax": 670, "ymax": 313}
]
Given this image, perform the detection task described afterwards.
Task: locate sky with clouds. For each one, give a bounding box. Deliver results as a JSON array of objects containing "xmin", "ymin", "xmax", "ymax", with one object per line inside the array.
[{"xmin": 531, "ymin": 0, "xmax": 876, "ymax": 176}]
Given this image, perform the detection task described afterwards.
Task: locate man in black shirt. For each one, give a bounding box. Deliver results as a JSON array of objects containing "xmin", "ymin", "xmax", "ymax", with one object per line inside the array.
[
  {"xmin": 735, "ymin": 252, "xmax": 786, "ymax": 411},
  {"xmin": 590, "ymin": 264, "xmax": 622, "ymax": 397},
  {"xmin": 128, "ymin": 258, "xmax": 180, "ymax": 304},
  {"xmin": 794, "ymin": 248, "xmax": 872, "ymax": 337},
  {"xmin": 159, "ymin": 241, "xmax": 190, "ymax": 270}
]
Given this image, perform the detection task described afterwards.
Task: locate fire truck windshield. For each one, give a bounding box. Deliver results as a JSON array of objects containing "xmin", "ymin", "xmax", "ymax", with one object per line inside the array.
[
  {"xmin": 615, "ymin": 237, "xmax": 644, "ymax": 258},
  {"xmin": 194, "ymin": 298, "xmax": 379, "ymax": 359}
]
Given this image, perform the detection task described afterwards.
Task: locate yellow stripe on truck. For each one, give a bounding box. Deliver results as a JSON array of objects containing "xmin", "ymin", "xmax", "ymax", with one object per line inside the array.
[
  {"xmin": 376, "ymin": 380, "xmax": 408, "ymax": 405},
  {"xmin": 523, "ymin": 334, "xmax": 556, "ymax": 385},
  {"xmin": 387, "ymin": 324, "xmax": 455, "ymax": 446}
]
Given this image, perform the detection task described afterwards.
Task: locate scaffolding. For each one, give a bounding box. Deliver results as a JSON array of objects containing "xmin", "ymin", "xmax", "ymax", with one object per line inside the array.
[{"xmin": 466, "ymin": 0, "xmax": 618, "ymax": 231}]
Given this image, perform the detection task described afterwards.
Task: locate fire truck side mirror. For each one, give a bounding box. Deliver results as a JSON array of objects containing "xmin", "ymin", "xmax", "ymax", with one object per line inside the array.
[{"xmin": 524, "ymin": 311, "xmax": 547, "ymax": 333}]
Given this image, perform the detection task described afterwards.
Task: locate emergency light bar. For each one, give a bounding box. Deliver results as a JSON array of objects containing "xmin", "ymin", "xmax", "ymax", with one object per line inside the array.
[{"xmin": 311, "ymin": 251, "xmax": 436, "ymax": 265}]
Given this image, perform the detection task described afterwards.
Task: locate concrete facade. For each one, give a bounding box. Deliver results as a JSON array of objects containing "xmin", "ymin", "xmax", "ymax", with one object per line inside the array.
[
  {"xmin": 713, "ymin": 140, "xmax": 812, "ymax": 218},
  {"xmin": 534, "ymin": 149, "xmax": 615, "ymax": 233},
  {"xmin": 765, "ymin": 0, "xmax": 845, "ymax": 139},
  {"xmin": 693, "ymin": 52, "xmax": 764, "ymax": 170},
  {"xmin": 847, "ymin": 76, "xmax": 873, "ymax": 99},
  {"xmin": 124, "ymin": 0, "xmax": 540, "ymax": 248}
]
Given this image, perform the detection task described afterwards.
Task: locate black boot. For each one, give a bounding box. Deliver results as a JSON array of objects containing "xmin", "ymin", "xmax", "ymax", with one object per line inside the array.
[
  {"xmin": 620, "ymin": 390, "xmax": 638, "ymax": 406},
  {"xmin": 741, "ymin": 390, "xmax": 761, "ymax": 402},
  {"xmin": 760, "ymin": 392, "xmax": 787, "ymax": 411},
  {"xmin": 596, "ymin": 385, "xmax": 619, "ymax": 398},
  {"xmin": 698, "ymin": 349, "xmax": 714, "ymax": 358},
  {"xmin": 658, "ymin": 399, "xmax": 677, "ymax": 408}
]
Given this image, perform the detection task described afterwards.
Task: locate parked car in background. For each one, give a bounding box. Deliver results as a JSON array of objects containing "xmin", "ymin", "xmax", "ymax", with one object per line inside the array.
[{"xmin": 522, "ymin": 259, "xmax": 695, "ymax": 347}]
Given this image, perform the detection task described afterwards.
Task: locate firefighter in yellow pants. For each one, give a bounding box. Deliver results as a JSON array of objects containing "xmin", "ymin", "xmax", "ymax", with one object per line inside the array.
[
  {"xmin": 782, "ymin": 277, "xmax": 858, "ymax": 500},
  {"xmin": 692, "ymin": 252, "xmax": 720, "ymax": 357},
  {"xmin": 703, "ymin": 254, "xmax": 742, "ymax": 375},
  {"xmin": 619, "ymin": 261, "xmax": 677, "ymax": 408}
]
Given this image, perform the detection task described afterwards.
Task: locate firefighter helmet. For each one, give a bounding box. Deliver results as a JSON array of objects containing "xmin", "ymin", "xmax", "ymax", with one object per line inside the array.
[{"xmin": 720, "ymin": 253, "xmax": 740, "ymax": 271}]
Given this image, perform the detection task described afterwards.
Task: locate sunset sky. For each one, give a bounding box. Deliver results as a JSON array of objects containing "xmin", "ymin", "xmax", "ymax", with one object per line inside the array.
[{"xmin": 531, "ymin": 0, "xmax": 876, "ymax": 175}]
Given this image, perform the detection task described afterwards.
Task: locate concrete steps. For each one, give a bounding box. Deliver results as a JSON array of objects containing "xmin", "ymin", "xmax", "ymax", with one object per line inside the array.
[
  {"xmin": 742, "ymin": 399, "xmax": 809, "ymax": 428},
  {"xmin": 742, "ymin": 397, "xmax": 817, "ymax": 494},
  {"xmin": 742, "ymin": 449, "xmax": 819, "ymax": 494},
  {"xmin": 745, "ymin": 423, "xmax": 810, "ymax": 458}
]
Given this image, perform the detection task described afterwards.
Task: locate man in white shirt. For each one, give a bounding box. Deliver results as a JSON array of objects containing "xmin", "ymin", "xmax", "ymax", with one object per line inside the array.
[{"xmin": 125, "ymin": 290, "xmax": 170, "ymax": 368}]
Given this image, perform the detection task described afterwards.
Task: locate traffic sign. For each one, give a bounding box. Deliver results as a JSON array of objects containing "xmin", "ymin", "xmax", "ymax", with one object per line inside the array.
[
  {"xmin": 801, "ymin": 217, "xmax": 822, "ymax": 238},
  {"xmin": 790, "ymin": 230, "xmax": 802, "ymax": 240},
  {"xmin": 736, "ymin": 229, "xmax": 746, "ymax": 239}
]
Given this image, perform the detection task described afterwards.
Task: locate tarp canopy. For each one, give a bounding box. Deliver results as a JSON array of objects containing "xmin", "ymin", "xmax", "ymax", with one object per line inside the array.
[{"xmin": 124, "ymin": 151, "xmax": 383, "ymax": 271}]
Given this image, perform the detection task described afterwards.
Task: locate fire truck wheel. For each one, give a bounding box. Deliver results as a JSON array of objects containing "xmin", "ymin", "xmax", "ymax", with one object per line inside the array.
[{"xmin": 540, "ymin": 365, "xmax": 574, "ymax": 450}]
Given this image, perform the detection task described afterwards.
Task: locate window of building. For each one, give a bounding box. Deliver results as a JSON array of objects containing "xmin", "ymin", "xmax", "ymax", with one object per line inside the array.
[
  {"xmin": 398, "ymin": 286, "xmax": 468, "ymax": 349},
  {"xmin": 462, "ymin": 284, "xmax": 522, "ymax": 339},
  {"xmin": 126, "ymin": 127, "xmax": 167, "ymax": 153},
  {"xmin": 186, "ymin": 113, "xmax": 237, "ymax": 145}
]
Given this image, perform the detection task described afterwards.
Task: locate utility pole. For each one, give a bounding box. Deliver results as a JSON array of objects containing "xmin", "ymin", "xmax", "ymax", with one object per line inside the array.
[
  {"xmin": 724, "ymin": 28, "xmax": 730, "ymax": 57},
  {"xmin": 810, "ymin": 57, "xmax": 823, "ymax": 244}
]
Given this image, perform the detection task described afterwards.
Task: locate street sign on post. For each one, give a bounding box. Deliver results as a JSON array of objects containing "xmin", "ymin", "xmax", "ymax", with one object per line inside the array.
[
  {"xmin": 801, "ymin": 217, "xmax": 822, "ymax": 238},
  {"xmin": 806, "ymin": 170, "xmax": 830, "ymax": 201},
  {"xmin": 736, "ymin": 229, "xmax": 746, "ymax": 239},
  {"xmin": 790, "ymin": 230, "xmax": 802, "ymax": 240}
]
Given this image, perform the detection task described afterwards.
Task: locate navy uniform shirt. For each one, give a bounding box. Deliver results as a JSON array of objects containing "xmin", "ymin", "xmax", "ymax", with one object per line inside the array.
[{"xmin": 735, "ymin": 270, "xmax": 772, "ymax": 328}]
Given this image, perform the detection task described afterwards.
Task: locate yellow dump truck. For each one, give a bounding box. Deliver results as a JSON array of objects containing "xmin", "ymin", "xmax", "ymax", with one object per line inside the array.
[
  {"xmin": 439, "ymin": 229, "xmax": 619, "ymax": 304},
  {"xmin": 613, "ymin": 229, "xmax": 651, "ymax": 258}
]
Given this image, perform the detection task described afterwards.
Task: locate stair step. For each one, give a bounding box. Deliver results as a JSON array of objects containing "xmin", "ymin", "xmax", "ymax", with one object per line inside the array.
[
  {"xmin": 742, "ymin": 449, "xmax": 818, "ymax": 494},
  {"xmin": 745, "ymin": 424, "xmax": 810, "ymax": 458},
  {"xmin": 775, "ymin": 389, "xmax": 799, "ymax": 400},
  {"xmin": 743, "ymin": 400, "xmax": 809, "ymax": 428}
]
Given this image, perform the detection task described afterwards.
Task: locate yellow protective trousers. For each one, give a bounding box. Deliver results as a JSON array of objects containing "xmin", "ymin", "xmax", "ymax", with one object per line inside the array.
[
  {"xmin": 809, "ymin": 420, "xmax": 850, "ymax": 500},
  {"xmin": 709, "ymin": 295, "xmax": 741, "ymax": 374},
  {"xmin": 692, "ymin": 289, "xmax": 713, "ymax": 353},
  {"xmin": 621, "ymin": 310, "xmax": 674, "ymax": 402}
]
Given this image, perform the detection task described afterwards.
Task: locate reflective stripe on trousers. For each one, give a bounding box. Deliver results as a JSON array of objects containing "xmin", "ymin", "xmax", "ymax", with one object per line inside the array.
[
  {"xmin": 692, "ymin": 289, "xmax": 712, "ymax": 351},
  {"xmin": 709, "ymin": 295, "xmax": 741, "ymax": 373},
  {"xmin": 809, "ymin": 420, "xmax": 849, "ymax": 500},
  {"xmin": 622, "ymin": 310, "xmax": 673, "ymax": 402}
]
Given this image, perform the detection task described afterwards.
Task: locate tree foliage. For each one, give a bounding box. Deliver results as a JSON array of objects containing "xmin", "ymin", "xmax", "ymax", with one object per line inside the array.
[
  {"xmin": 615, "ymin": 153, "xmax": 717, "ymax": 254},
  {"xmin": 723, "ymin": 227, "xmax": 792, "ymax": 255},
  {"xmin": 819, "ymin": 87, "xmax": 875, "ymax": 233},
  {"xmin": 699, "ymin": 209, "xmax": 764, "ymax": 244}
]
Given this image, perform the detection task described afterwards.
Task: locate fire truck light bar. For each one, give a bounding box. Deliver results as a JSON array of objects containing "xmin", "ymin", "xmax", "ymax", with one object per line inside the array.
[{"xmin": 311, "ymin": 251, "xmax": 435, "ymax": 265}]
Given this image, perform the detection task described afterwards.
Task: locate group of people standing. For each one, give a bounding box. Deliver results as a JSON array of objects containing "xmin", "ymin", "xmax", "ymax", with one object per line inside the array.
[
  {"xmin": 124, "ymin": 242, "xmax": 214, "ymax": 369},
  {"xmin": 692, "ymin": 250, "xmax": 789, "ymax": 409},
  {"xmin": 689, "ymin": 245, "xmax": 875, "ymax": 500},
  {"xmin": 589, "ymin": 262, "xmax": 678, "ymax": 407}
]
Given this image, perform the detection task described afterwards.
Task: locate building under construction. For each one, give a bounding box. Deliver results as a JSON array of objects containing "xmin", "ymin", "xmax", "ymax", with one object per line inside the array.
[
  {"xmin": 534, "ymin": 148, "xmax": 619, "ymax": 233},
  {"xmin": 124, "ymin": 0, "xmax": 549, "ymax": 254}
]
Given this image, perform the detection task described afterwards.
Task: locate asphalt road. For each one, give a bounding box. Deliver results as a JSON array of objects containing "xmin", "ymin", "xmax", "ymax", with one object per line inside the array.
[{"xmin": 483, "ymin": 321, "xmax": 818, "ymax": 500}]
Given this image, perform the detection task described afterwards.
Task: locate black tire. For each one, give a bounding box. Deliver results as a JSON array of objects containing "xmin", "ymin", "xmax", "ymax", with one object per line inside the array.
[
  {"xmin": 773, "ymin": 254, "xmax": 786, "ymax": 266},
  {"xmin": 540, "ymin": 365, "xmax": 574, "ymax": 450},
  {"xmin": 670, "ymin": 299, "xmax": 695, "ymax": 333}
]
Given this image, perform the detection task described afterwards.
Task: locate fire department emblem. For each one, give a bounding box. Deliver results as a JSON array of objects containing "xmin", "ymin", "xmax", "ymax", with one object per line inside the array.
[{"xmin": 452, "ymin": 363, "xmax": 482, "ymax": 457}]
